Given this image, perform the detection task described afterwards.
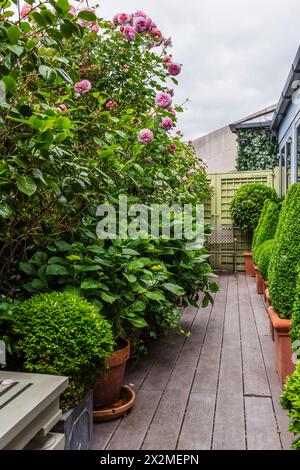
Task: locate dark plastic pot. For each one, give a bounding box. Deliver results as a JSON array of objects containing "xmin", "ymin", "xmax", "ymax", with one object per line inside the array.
[{"xmin": 93, "ymin": 338, "xmax": 130, "ymax": 408}]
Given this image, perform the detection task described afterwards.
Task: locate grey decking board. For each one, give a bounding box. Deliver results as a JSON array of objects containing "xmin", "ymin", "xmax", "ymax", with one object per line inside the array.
[
  {"xmin": 212, "ymin": 274, "xmax": 246, "ymax": 450},
  {"xmin": 177, "ymin": 393, "xmax": 216, "ymax": 450},
  {"xmin": 245, "ymin": 396, "xmax": 282, "ymax": 450},
  {"xmin": 238, "ymin": 275, "xmax": 270, "ymax": 397}
]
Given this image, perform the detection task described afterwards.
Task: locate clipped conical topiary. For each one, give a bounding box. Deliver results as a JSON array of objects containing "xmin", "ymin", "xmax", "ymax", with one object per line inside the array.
[
  {"xmin": 257, "ymin": 239, "xmax": 274, "ymax": 281},
  {"xmin": 268, "ymin": 183, "xmax": 300, "ymax": 319},
  {"xmin": 252, "ymin": 199, "xmax": 280, "ymax": 265}
]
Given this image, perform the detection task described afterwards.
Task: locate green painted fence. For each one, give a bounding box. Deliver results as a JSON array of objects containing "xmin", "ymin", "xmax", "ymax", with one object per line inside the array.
[{"xmin": 205, "ymin": 168, "xmax": 279, "ymax": 271}]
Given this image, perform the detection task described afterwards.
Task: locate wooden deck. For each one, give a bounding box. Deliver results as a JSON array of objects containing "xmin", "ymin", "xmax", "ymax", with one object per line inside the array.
[{"xmin": 93, "ymin": 273, "xmax": 293, "ymax": 450}]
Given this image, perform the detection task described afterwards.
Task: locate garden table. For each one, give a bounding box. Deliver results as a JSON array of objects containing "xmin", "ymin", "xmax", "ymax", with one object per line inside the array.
[{"xmin": 0, "ymin": 371, "xmax": 68, "ymax": 450}]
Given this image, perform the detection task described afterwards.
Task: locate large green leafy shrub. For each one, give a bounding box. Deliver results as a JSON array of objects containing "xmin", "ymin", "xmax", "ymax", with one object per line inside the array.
[
  {"xmin": 281, "ymin": 362, "xmax": 300, "ymax": 449},
  {"xmin": 268, "ymin": 184, "xmax": 300, "ymax": 319},
  {"xmin": 230, "ymin": 183, "xmax": 279, "ymax": 234},
  {"xmin": 252, "ymin": 200, "xmax": 280, "ymax": 264},
  {"xmin": 257, "ymin": 239, "xmax": 274, "ymax": 281},
  {"xmin": 13, "ymin": 292, "xmax": 114, "ymax": 411},
  {"xmin": 235, "ymin": 129, "xmax": 278, "ymax": 171},
  {"xmin": 291, "ymin": 274, "xmax": 300, "ymax": 344}
]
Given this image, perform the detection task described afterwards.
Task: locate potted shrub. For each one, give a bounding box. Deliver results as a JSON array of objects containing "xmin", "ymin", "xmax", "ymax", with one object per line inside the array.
[
  {"xmin": 281, "ymin": 362, "xmax": 300, "ymax": 449},
  {"xmin": 230, "ymin": 183, "xmax": 279, "ymax": 276},
  {"xmin": 267, "ymin": 183, "xmax": 300, "ymax": 385},
  {"xmin": 257, "ymin": 239, "xmax": 275, "ymax": 337},
  {"xmin": 13, "ymin": 292, "xmax": 114, "ymax": 450}
]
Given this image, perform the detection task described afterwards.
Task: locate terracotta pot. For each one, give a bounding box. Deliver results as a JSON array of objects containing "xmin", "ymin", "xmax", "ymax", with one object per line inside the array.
[
  {"xmin": 243, "ymin": 252, "xmax": 256, "ymax": 277},
  {"xmin": 263, "ymin": 280, "xmax": 268, "ymax": 303},
  {"xmin": 93, "ymin": 338, "xmax": 130, "ymax": 408},
  {"xmin": 267, "ymin": 306, "xmax": 295, "ymax": 387},
  {"xmin": 255, "ymin": 266, "xmax": 264, "ymax": 294},
  {"xmin": 265, "ymin": 288, "xmax": 274, "ymax": 340}
]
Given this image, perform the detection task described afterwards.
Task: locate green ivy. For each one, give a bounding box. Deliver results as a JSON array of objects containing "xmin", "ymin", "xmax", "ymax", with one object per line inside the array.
[
  {"xmin": 236, "ymin": 129, "xmax": 278, "ymax": 171},
  {"xmin": 268, "ymin": 184, "xmax": 300, "ymax": 319},
  {"xmin": 13, "ymin": 292, "xmax": 114, "ymax": 411},
  {"xmin": 252, "ymin": 200, "xmax": 280, "ymax": 264}
]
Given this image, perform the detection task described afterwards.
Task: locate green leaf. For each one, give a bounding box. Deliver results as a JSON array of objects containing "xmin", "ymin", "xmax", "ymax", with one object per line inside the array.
[
  {"xmin": 64, "ymin": 285, "xmax": 83, "ymax": 296},
  {"xmin": 60, "ymin": 21, "xmax": 73, "ymax": 39},
  {"xmin": 122, "ymin": 248, "xmax": 140, "ymax": 256},
  {"xmin": 74, "ymin": 264, "xmax": 102, "ymax": 273},
  {"xmin": 0, "ymin": 203, "xmax": 13, "ymax": 219},
  {"xmin": 2, "ymin": 75, "xmax": 16, "ymax": 94},
  {"xmin": 144, "ymin": 290, "xmax": 166, "ymax": 302},
  {"xmin": 46, "ymin": 264, "xmax": 69, "ymax": 276},
  {"xmin": 19, "ymin": 262, "xmax": 36, "ymax": 275},
  {"xmin": 55, "ymin": 0, "xmax": 71, "ymax": 13},
  {"xmin": 17, "ymin": 176, "xmax": 37, "ymax": 196},
  {"xmin": 77, "ymin": 10, "xmax": 97, "ymax": 22},
  {"xmin": 123, "ymin": 273, "xmax": 137, "ymax": 283},
  {"xmin": 31, "ymin": 11, "xmax": 46, "ymax": 27},
  {"xmin": 131, "ymin": 301, "xmax": 146, "ymax": 312},
  {"xmin": 100, "ymin": 291, "xmax": 117, "ymax": 304},
  {"xmin": 48, "ymin": 256, "xmax": 69, "ymax": 266},
  {"xmin": 7, "ymin": 44, "xmax": 24, "ymax": 56},
  {"xmin": 39, "ymin": 65, "xmax": 57, "ymax": 81},
  {"xmin": 80, "ymin": 280, "xmax": 102, "ymax": 290},
  {"xmin": 31, "ymin": 279, "xmax": 47, "ymax": 289},
  {"xmin": 163, "ymin": 283, "xmax": 185, "ymax": 296},
  {"xmin": 7, "ymin": 25, "xmax": 20, "ymax": 44},
  {"xmin": 55, "ymin": 240, "xmax": 72, "ymax": 251},
  {"xmin": 20, "ymin": 21, "xmax": 31, "ymax": 34},
  {"xmin": 127, "ymin": 316, "xmax": 148, "ymax": 328}
]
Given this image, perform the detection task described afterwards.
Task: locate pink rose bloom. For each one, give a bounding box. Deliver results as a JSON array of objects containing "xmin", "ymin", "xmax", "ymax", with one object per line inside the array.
[
  {"xmin": 138, "ymin": 129, "xmax": 154, "ymax": 145},
  {"xmin": 20, "ymin": 3, "xmax": 31, "ymax": 17},
  {"xmin": 167, "ymin": 106, "xmax": 176, "ymax": 116},
  {"xmin": 188, "ymin": 168, "xmax": 195, "ymax": 176},
  {"xmin": 151, "ymin": 28, "xmax": 164, "ymax": 47},
  {"xmin": 78, "ymin": 7, "xmax": 96, "ymax": 27},
  {"xmin": 160, "ymin": 117, "xmax": 174, "ymax": 131},
  {"xmin": 90, "ymin": 24, "xmax": 99, "ymax": 33},
  {"xmin": 69, "ymin": 6, "xmax": 76, "ymax": 15},
  {"xmin": 155, "ymin": 92, "xmax": 172, "ymax": 109},
  {"xmin": 167, "ymin": 144, "xmax": 176, "ymax": 153},
  {"xmin": 122, "ymin": 26, "xmax": 136, "ymax": 42},
  {"xmin": 134, "ymin": 10, "xmax": 148, "ymax": 18},
  {"xmin": 74, "ymin": 79, "xmax": 91, "ymax": 94},
  {"xmin": 117, "ymin": 13, "xmax": 132, "ymax": 25},
  {"xmin": 113, "ymin": 14, "xmax": 119, "ymax": 24},
  {"xmin": 133, "ymin": 16, "xmax": 151, "ymax": 33},
  {"xmin": 181, "ymin": 177, "xmax": 188, "ymax": 184},
  {"xmin": 168, "ymin": 62, "xmax": 182, "ymax": 76},
  {"xmin": 106, "ymin": 100, "xmax": 118, "ymax": 108},
  {"xmin": 58, "ymin": 104, "xmax": 68, "ymax": 111},
  {"xmin": 163, "ymin": 55, "xmax": 173, "ymax": 64}
]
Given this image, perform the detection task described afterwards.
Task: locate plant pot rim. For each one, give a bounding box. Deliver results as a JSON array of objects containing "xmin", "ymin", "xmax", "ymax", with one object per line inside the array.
[
  {"xmin": 109, "ymin": 337, "xmax": 130, "ymax": 368},
  {"xmin": 267, "ymin": 306, "xmax": 291, "ymax": 332},
  {"xmin": 265, "ymin": 287, "xmax": 270, "ymax": 300},
  {"xmin": 243, "ymin": 251, "xmax": 252, "ymax": 257}
]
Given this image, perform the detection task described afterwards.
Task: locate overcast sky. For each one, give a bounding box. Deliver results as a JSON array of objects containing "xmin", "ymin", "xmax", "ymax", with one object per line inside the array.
[{"xmin": 98, "ymin": 0, "xmax": 300, "ymax": 140}]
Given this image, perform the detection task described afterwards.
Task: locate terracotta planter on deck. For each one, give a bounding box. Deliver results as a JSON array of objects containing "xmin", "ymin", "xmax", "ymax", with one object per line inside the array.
[
  {"xmin": 243, "ymin": 252, "xmax": 256, "ymax": 277},
  {"xmin": 93, "ymin": 338, "xmax": 130, "ymax": 408},
  {"xmin": 263, "ymin": 280, "xmax": 268, "ymax": 303},
  {"xmin": 267, "ymin": 306, "xmax": 295, "ymax": 387},
  {"xmin": 254, "ymin": 266, "xmax": 264, "ymax": 294},
  {"xmin": 265, "ymin": 288, "xmax": 274, "ymax": 340}
]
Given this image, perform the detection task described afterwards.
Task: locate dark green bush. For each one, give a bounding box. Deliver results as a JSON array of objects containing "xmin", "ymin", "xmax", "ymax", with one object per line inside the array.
[
  {"xmin": 230, "ymin": 183, "xmax": 279, "ymax": 234},
  {"xmin": 13, "ymin": 292, "xmax": 114, "ymax": 411},
  {"xmin": 291, "ymin": 274, "xmax": 300, "ymax": 344},
  {"xmin": 257, "ymin": 239, "xmax": 274, "ymax": 281},
  {"xmin": 252, "ymin": 200, "xmax": 280, "ymax": 264},
  {"xmin": 268, "ymin": 184, "xmax": 300, "ymax": 319},
  {"xmin": 281, "ymin": 362, "xmax": 300, "ymax": 449}
]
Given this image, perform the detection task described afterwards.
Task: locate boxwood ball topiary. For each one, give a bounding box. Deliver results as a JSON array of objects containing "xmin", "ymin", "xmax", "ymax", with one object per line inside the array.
[
  {"xmin": 281, "ymin": 362, "xmax": 300, "ymax": 449},
  {"xmin": 252, "ymin": 199, "xmax": 280, "ymax": 265},
  {"xmin": 257, "ymin": 239, "xmax": 274, "ymax": 281},
  {"xmin": 268, "ymin": 184, "xmax": 300, "ymax": 319},
  {"xmin": 230, "ymin": 183, "xmax": 279, "ymax": 234},
  {"xmin": 13, "ymin": 292, "xmax": 114, "ymax": 411}
]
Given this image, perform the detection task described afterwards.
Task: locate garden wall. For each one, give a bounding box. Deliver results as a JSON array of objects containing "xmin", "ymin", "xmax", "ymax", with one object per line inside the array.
[{"xmin": 205, "ymin": 168, "xmax": 280, "ymax": 271}]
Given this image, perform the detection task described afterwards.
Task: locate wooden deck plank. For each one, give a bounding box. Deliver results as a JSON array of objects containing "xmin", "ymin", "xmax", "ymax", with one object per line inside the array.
[
  {"xmin": 92, "ymin": 419, "xmax": 122, "ymax": 450},
  {"xmin": 245, "ymin": 396, "xmax": 282, "ymax": 450},
  {"xmin": 212, "ymin": 275, "xmax": 246, "ymax": 450},
  {"xmin": 177, "ymin": 393, "xmax": 216, "ymax": 450},
  {"xmin": 238, "ymin": 275, "xmax": 270, "ymax": 397},
  {"xmin": 192, "ymin": 274, "xmax": 228, "ymax": 394},
  {"xmin": 246, "ymin": 277, "xmax": 270, "ymax": 337},
  {"xmin": 106, "ymin": 390, "xmax": 162, "ymax": 450}
]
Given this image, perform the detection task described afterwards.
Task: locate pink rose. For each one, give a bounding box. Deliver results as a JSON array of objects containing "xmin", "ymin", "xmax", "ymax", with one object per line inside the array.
[
  {"xmin": 20, "ymin": 3, "xmax": 31, "ymax": 18},
  {"xmin": 167, "ymin": 106, "xmax": 176, "ymax": 116},
  {"xmin": 113, "ymin": 14, "xmax": 119, "ymax": 25},
  {"xmin": 58, "ymin": 104, "xmax": 68, "ymax": 111},
  {"xmin": 69, "ymin": 6, "xmax": 76, "ymax": 15},
  {"xmin": 122, "ymin": 26, "xmax": 136, "ymax": 42},
  {"xmin": 167, "ymin": 144, "xmax": 176, "ymax": 153},
  {"xmin": 168, "ymin": 62, "xmax": 182, "ymax": 76},
  {"xmin": 150, "ymin": 28, "xmax": 164, "ymax": 47},
  {"xmin": 163, "ymin": 55, "xmax": 173, "ymax": 64},
  {"xmin": 133, "ymin": 10, "xmax": 148, "ymax": 18},
  {"xmin": 74, "ymin": 80, "xmax": 91, "ymax": 94},
  {"xmin": 188, "ymin": 168, "xmax": 195, "ymax": 176},
  {"xmin": 160, "ymin": 117, "xmax": 174, "ymax": 131},
  {"xmin": 133, "ymin": 16, "xmax": 151, "ymax": 33},
  {"xmin": 106, "ymin": 100, "xmax": 118, "ymax": 108},
  {"xmin": 117, "ymin": 13, "xmax": 132, "ymax": 25},
  {"xmin": 181, "ymin": 177, "xmax": 188, "ymax": 184},
  {"xmin": 90, "ymin": 24, "xmax": 99, "ymax": 33},
  {"xmin": 138, "ymin": 129, "xmax": 154, "ymax": 145},
  {"xmin": 155, "ymin": 92, "xmax": 172, "ymax": 109}
]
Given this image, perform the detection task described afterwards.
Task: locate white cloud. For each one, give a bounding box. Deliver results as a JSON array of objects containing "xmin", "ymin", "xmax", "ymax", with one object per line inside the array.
[{"xmin": 98, "ymin": 0, "xmax": 300, "ymax": 139}]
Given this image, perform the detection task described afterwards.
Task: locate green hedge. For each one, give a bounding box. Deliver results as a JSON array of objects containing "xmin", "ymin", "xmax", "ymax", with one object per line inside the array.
[
  {"xmin": 291, "ymin": 274, "xmax": 300, "ymax": 344},
  {"xmin": 281, "ymin": 362, "xmax": 300, "ymax": 449},
  {"xmin": 268, "ymin": 184, "xmax": 300, "ymax": 319},
  {"xmin": 257, "ymin": 239, "xmax": 274, "ymax": 281},
  {"xmin": 252, "ymin": 200, "xmax": 280, "ymax": 264},
  {"xmin": 13, "ymin": 292, "xmax": 114, "ymax": 411},
  {"xmin": 230, "ymin": 183, "xmax": 279, "ymax": 234},
  {"xmin": 236, "ymin": 129, "xmax": 278, "ymax": 171}
]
